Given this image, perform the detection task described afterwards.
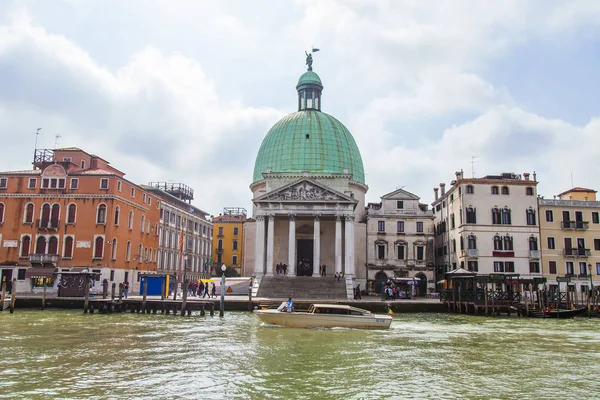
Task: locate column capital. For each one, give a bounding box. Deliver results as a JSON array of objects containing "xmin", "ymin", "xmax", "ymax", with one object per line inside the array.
[
  {"xmin": 313, "ymin": 213, "xmax": 321, "ymax": 221},
  {"xmin": 335, "ymin": 214, "xmax": 342, "ymax": 222},
  {"xmin": 255, "ymin": 215, "xmax": 265, "ymax": 221},
  {"xmin": 288, "ymin": 213, "xmax": 296, "ymax": 221},
  {"xmin": 345, "ymin": 214, "xmax": 355, "ymax": 222},
  {"xmin": 267, "ymin": 214, "xmax": 275, "ymax": 221}
]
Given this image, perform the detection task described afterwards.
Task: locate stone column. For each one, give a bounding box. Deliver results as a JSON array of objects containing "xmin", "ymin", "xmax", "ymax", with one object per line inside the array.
[
  {"xmin": 266, "ymin": 214, "xmax": 275, "ymax": 276},
  {"xmin": 254, "ymin": 215, "xmax": 265, "ymax": 276},
  {"xmin": 288, "ymin": 214, "xmax": 296, "ymax": 276},
  {"xmin": 313, "ymin": 215, "xmax": 321, "ymax": 276},
  {"xmin": 344, "ymin": 215, "xmax": 355, "ymax": 276},
  {"xmin": 335, "ymin": 215, "xmax": 342, "ymax": 274}
]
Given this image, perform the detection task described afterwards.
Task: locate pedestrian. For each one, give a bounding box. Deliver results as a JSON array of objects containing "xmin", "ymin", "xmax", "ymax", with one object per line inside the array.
[
  {"xmin": 355, "ymin": 284, "xmax": 362, "ymax": 300},
  {"xmin": 211, "ymin": 282, "xmax": 216, "ymax": 298},
  {"xmin": 123, "ymin": 281, "xmax": 129, "ymax": 299},
  {"xmin": 57, "ymin": 279, "xmax": 62, "ymax": 297},
  {"xmin": 197, "ymin": 281, "xmax": 204, "ymax": 297},
  {"xmin": 322, "ymin": 264, "xmax": 327, "ymax": 277},
  {"xmin": 203, "ymin": 282, "xmax": 210, "ymax": 298}
]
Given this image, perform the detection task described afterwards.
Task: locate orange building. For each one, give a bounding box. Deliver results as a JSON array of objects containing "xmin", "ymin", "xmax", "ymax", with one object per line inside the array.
[
  {"xmin": 0, "ymin": 148, "xmax": 159, "ymax": 293},
  {"xmin": 212, "ymin": 207, "xmax": 247, "ymax": 276}
]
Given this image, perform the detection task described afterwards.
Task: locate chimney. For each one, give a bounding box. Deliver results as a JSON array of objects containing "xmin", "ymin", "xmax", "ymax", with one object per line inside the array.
[
  {"xmin": 523, "ymin": 173, "xmax": 530, "ymax": 181},
  {"xmin": 533, "ymin": 171, "xmax": 537, "ymax": 182},
  {"xmin": 440, "ymin": 183, "xmax": 446, "ymax": 196},
  {"xmin": 455, "ymin": 171, "xmax": 462, "ymax": 181},
  {"xmin": 434, "ymin": 188, "xmax": 439, "ymax": 201}
]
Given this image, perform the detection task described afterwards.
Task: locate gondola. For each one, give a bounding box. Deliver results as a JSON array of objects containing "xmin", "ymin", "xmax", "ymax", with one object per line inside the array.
[{"xmin": 543, "ymin": 306, "xmax": 588, "ymax": 319}]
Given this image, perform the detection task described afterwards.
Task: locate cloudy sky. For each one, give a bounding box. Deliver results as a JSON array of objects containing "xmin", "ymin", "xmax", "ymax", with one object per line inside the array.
[{"xmin": 1, "ymin": 0, "xmax": 599, "ymax": 216}]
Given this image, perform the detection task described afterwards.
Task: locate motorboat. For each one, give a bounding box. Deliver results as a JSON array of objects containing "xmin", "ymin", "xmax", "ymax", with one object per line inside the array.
[{"xmin": 254, "ymin": 303, "xmax": 393, "ymax": 330}]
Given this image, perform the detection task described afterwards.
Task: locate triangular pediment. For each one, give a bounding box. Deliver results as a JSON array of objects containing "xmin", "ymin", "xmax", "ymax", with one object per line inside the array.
[
  {"xmin": 381, "ymin": 188, "xmax": 420, "ymax": 201},
  {"xmin": 254, "ymin": 179, "xmax": 357, "ymax": 203}
]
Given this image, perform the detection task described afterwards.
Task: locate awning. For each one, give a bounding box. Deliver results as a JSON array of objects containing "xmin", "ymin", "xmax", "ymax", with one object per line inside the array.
[
  {"xmin": 393, "ymin": 277, "xmax": 421, "ymax": 282},
  {"xmin": 25, "ymin": 267, "xmax": 56, "ymax": 279}
]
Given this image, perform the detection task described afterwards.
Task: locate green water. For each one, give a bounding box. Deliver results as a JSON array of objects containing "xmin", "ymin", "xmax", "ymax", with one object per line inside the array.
[{"xmin": 0, "ymin": 311, "xmax": 598, "ymax": 399}]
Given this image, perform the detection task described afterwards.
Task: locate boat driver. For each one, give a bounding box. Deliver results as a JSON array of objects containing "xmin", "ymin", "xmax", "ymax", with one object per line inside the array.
[{"xmin": 286, "ymin": 297, "xmax": 294, "ymax": 312}]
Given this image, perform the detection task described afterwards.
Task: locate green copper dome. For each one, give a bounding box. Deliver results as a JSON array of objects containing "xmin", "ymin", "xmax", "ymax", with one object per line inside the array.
[
  {"xmin": 297, "ymin": 71, "xmax": 322, "ymax": 87},
  {"xmin": 252, "ymin": 110, "xmax": 365, "ymax": 183}
]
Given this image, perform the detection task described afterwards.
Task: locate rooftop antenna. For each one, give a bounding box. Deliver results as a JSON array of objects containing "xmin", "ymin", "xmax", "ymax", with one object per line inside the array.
[
  {"xmin": 471, "ymin": 156, "xmax": 478, "ymax": 178},
  {"xmin": 570, "ymin": 173, "xmax": 574, "ymax": 189},
  {"xmin": 34, "ymin": 128, "xmax": 42, "ymax": 152},
  {"xmin": 54, "ymin": 134, "xmax": 62, "ymax": 149}
]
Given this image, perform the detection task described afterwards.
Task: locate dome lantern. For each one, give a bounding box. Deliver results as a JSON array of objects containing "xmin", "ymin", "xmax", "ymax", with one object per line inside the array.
[{"xmin": 297, "ymin": 50, "xmax": 323, "ymax": 111}]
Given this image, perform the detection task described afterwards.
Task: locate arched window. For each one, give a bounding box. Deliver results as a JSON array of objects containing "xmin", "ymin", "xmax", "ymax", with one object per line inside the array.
[
  {"xmin": 146, "ymin": 219, "xmax": 150, "ymax": 234},
  {"xmin": 491, "ymin": 186, "xmax": 499, "ymax": 195},
  {"xmin": 64, "ymin": 236, "xmax": 74, "ymax": 258},
  {"xmin": 467, "ymin": 235, "xmax": 477, "ymax": 250},
  {"xmin": 41, "ymin": 203, "xmax": 51, "ymax": 227},
  {"xmin": 128, "ymin": 211, "xmax": 134, "ymax": 230},
  {"xmin": 529, "ymin": 236, "xmax": 538, "ymax": 251},
  {"xmin": 97, "ymin": 204, "xmax": 107, "ymax": 224},
  {"xmin": 141, "ymin": 215, "xmax": 146, "ymax": 232},
  {"xmin": 36, "ymin": 236, "xmax": 47, "ymax": 254},
  {"xmin": 0, "ymin": 202, "xmax": 4, "ymax": 224},
  {"xmin": 155, "ymin": 223, "xmax": 159, "ymax": 236},
  {"xmin": 502, "ymin": 208, "xmax": 511, "ymax": 225},
  {"xmin": 138, "ymin": 244, "xmax": 143, "ymax": 261},
  {"xmin": 526, "ymin": 187, "xmax": 534, "ymax": 196},
  {"xmin": 67, "ymin": 203, "xmax": 76, "ymax": 224},
  {"xmin": 466, "ymin": 207, "xmax": 477, "ymax": 224},
  {"xmin": 501, "ymin": 186, "xmax": 509, "ymax": 195},
  {"xmin": 114, "ymin": 206, "xmax": 120, "ymax": 226},
  {"xmin": 460, "ymin": 236, "xmax": 464, "ymax": 250},
  {"xmin": 492, "ymin": 208, "xmax": 501, "ymax": 225},
  {"xmin": 51, "ymin": 203, "xmax": 60, "ymax": 227},
  {"xmin": 111, "ymin": 238, "xmax": 118, "ymax": 260},
  {"xmin": 21, "ymin": 236, "xmax": 31, "ymax": 257},
  {"xmin": 493, "ymin": 235, "xmax": 503, "ymax": 251},
  {"xmin": 48, "ymin": 236, "xmax": 58, "ymax": 255},
  {"xmin": 503, "ymin": 235, "xmax": 513, "ymax": 251},
  {"xmin": 126, "ymin": 241, "xmax": 131, "ymax": 261},
  {"xmin": 526, "ymin": 208, "xmax": 536, "ymax": 226},
  {"xmin": 94, "ymin": 237, "xmax": 104, "ymax": 259},
  {"xmin": 24, "ymin": 203, "xmax": 34, "ymax": 224}
]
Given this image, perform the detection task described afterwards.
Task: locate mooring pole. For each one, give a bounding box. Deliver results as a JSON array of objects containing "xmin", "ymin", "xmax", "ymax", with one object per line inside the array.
[{"xmin": 9, "ymin": 279, "xmax": 17, "ymax": 313}]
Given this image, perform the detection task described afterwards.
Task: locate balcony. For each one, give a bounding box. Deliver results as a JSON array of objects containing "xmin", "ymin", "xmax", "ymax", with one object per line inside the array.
[
  {"xmin": 563, "ymin": 248, "xmax": 591, "ymax": 258},
  {"xmin": 462, "ymin": 249, "xmax": 478, "ymax": 258},
  {"xmin": 36, "ymin": 219, "xmax": 59, "ymax": 230},
  {"xmin": 561, "ymin": 221, "xmax": 589, "ymax": 230},
  {"xmin": 216, "ymin": 248, "xmax": 224, "ymax": 254},
  {"xmin": 529, "ymin": 250, "xmax": 541, "ymax": 259},
  {"xmin": 29, "ymin": 254, "xmax": 58, "ymax": 264}
]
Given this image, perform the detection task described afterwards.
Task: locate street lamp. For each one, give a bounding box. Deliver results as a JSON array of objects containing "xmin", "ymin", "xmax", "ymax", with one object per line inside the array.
[{"xmin": 220, "ymin": 264, "xmax": 226, "ymax": 317}]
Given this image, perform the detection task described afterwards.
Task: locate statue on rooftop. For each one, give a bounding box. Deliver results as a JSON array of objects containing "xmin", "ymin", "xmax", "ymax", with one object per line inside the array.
[{"xmin": 305, "ymin": 50, "xmax": 313, "ymax": 71}]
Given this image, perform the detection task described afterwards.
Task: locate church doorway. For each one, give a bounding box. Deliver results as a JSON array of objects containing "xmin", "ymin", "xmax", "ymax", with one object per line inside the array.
[
  {"xmin": 374, "ymin": 271, "xmax": 387, "ymax": 294},
  {"xmin": 297, "ymin": 239, "xmax": 313, "ymax": 276}
]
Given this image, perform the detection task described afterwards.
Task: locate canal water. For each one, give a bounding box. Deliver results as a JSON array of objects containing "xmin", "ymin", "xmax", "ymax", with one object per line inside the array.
[{"xmin": 0, "ymin": 311, "xmax": 598, "ymax": 399}]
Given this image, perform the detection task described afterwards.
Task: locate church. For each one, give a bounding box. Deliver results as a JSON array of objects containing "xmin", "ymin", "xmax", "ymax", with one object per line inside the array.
[{"xmin": 243, "ymin": 53, "xmax": 368, "ymax": 291}]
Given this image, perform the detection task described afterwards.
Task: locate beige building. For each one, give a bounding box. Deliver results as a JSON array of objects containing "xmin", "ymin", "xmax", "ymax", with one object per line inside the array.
[
  {"xmin": 539, "ymin": 187, "xmax": 599, "ymax": 292},
  {"xmin": 366, "ymin": 188, "xmax": 435, "ymax": 295},
  {"xmin": 433, "ymin": 171, "xmax": 541, "ymax": 281}
]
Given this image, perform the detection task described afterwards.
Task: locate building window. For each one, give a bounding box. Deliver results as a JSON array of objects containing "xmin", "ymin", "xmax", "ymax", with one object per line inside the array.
[
  {"xmin": 232, "ymin": 255, "xmax": 238, "ymax": 265},
  {"xmin": 0, "ymin": 178, "xmax": 7, "ymax": 188},
  {"xmin": 579, "ymin": 262, "xmax": 587, "ymax": 275},
  {"xmin": 502, "ymin": 208, "xmax": 511, "ymax": 225},
  {"xmin": 416, "ymin": 246, "xmax": 425, "ymax": 261},
  {"xmin": 545, "ymin": 210, "xmax": 553, "ymax": 222},
  {"xmin": 467, "ymin": 235, "xmax": 477, "ymax": 249},
  {"xmin": 36, "ymin": 236, "xmax": 47, "ymax": 254},
  {"xmin": 81, "ymin": 160, "xmax": 86, "ymax": 169},
  {"xmin": 494, "ymin": 261, "xmax": 504, "ymax": 272},
  {"xmin": 111, "ymin": 238, "xmax": 118, "ymax": 260},
  {"xmin": 377, "ymin": 221, "xmax": 385, "ymax": 232},
  {"xmin": 67, "ymin": 203, "xmax": 76, "ymax": 224},
  {"xmin": 501, "ymin": 186, "xmax": 509, "ymax": 195},
  {"xmin": 452, "ymin": 239, "xmax": 456, "ymax": 252},
  {"xmin": 596, "ymin": 262, "xmax": 600, "ymax": 275},
  {"xmin": 100, "ymin": 178, "xmax": 109, "ymax": 190},
  {"xmin": 97, "ymin": 204, "xmax": 107, "ymax": 224},
  {"xmin": 491, "ymin": 186, "xmax": 499, "ymax": 195},
  {"xmin": 128, "ymin": 211, "xmax": 134, "ymax": 230},
  {"xmin": 416, "ymin": 221, "xmax": 423, "ymax": 233},
  {"xmin": 142, "ymin": 193, "xmax": 146, "ymax": 203},
  {"xmin": 466, "ymin": 207, "xmax": 476, "ymax": 224},
  {"xmin": 526, "ymin": 209, "xmax": 536, "ymax": 226},
  {"xmin": 592, "ymin": 212, "xmax": 599, "ymax": 224},
  {"xmin": 492, "ymin": 208, "xmax": 501, "ymax": 225},
  {"xmin": 494, "ymin": 235, "xmax": 503, "ymax": 251},
  {"xmin": 126, "ymin": 241, "xmax": 131, "ymax": 261},
  {"xmin": 117, "ymin": 181, "xmax": 122, "ymax": 191},
  {"xmin": 397, "ymin": 245, "xmax": 405, "ymax": 260},
  {"xmin": 24, "ymin": 203, "xmax": 34, "ymax": 224},
  {"xmin": 450, "ymin": 214, "xmax": 455, "ymax": 229},
  {"xmin": 566, "ymin": 261, "xmax": 574, "ymax": 275},
  {"xmin": 140, "ymin": 215, "xmax": 145, "ymax": 232},
  {"xmin": 505, "ymin": 262, "xmax": 515, "ymax": 272},
  {"xmin": 70, "ymin": 178, "xmax": 78, "ymax": 189},
  {"xmin": 377, "ymin": 244, "xmax": 386, "ymax": 259},
  {"xmin": 94, "ymin": 237, "xmax": 104, "ymax": 259},
  {"xmin": 20, "ymin": 236, "xmax": 31, "ymax": 257},
  {"xmin": 526, "ymin": 187, "xmax": 534, "ymax": 195},
  {"xmin": 40, "ymin": 203, "xmax": 51, "ymax": 227},
  {"xmin": 0, "ymin": 202, "xmax": 4, "ymax": 224},
  {"xmin": 503, "ymin": 235, "xmax": 514, "ymax": 251},
  {"xmin": 466, "ymin": 185, "xmax": 474, "ymax": 194},
  {"xmin": 549, "ymin": 261, "xmax": 557, "ymax": 274},
  {"xmin": 397, "ymin": 221, "xmax": 404, "ymax": 233},
  {"xmin": 114, "ymin": 206, "xmax": 120, "ymax": 226},
  {"xmin": 529, "ymin": 262, "xmax": 540, "ymax": 273},
  {"xmin": 131, "ymin": 187, "xmax": 135, "ymax": 197},
  {"xmin": 467, "ymin": 261, "xmax": 478, "ymax": 271},
  {"xmin": 396, "ymin": 200, "xmax": 404, "ymax": 209},
  {"xmin": 529, "ymin": 237, "xmax": 538, "ymax": 251},
  {"xmin": 28, "ymin": 178, "xmax": 36, "ymax": 189},
  {"xmin": 63, "ymin": 236, "xmax": 74, "ymax": 259},
  {"xmin": 148, "ymin": 197, "xmax": 151, "ymax": 205},
  {"xmin": 233, "ymin": 227, "xmax": 239, "ymax": 236},
  {"xmin": 547, "ymin": 237, "xmax": 555, "ymax": 249}
]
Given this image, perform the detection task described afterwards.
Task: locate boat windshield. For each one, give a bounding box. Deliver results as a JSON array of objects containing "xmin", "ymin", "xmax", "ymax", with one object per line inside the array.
[{"xmin": 312, "ymin": 307, "xmax": 366, "ymax": 315}]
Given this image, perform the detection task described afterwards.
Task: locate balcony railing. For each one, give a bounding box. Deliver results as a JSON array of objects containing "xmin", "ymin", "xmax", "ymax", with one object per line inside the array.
[
  {"xmin": 36, "ymin": 219, "xmax": 59, "ymax": 230},
  {"xmin": 563, "ymin": 248, "xmax": 591, "ymax": 257},
  {"xmin": 216, "ymin": 248, "xmax": 224, "ymax": 254},
  {"xmin": 462, "ymin": 249, "xmax": 478, "ymax": 258},
  {"xmin": 561, "ymin": 221, "xmax": 589, "ymax": 230},
  {"xmin": 29, "ymin": 254, "xmax": 58, "ymax": 263},
  {"xmin": 529, "ymin": 250, "xmax": 541, "ymax": 259}
]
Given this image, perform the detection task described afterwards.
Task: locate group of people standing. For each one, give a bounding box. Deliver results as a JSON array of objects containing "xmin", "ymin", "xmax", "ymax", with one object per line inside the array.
[
  {"xmin": 275, "ymin": 263, "xmax": 288, "ymax": 275},
  {"xmin": 318, "ymin": 264, "xmax": 327, "ymax": 277},
  {"xmin": 188, "ymin": 281, "xmax": 217, "ymax": 298}
]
